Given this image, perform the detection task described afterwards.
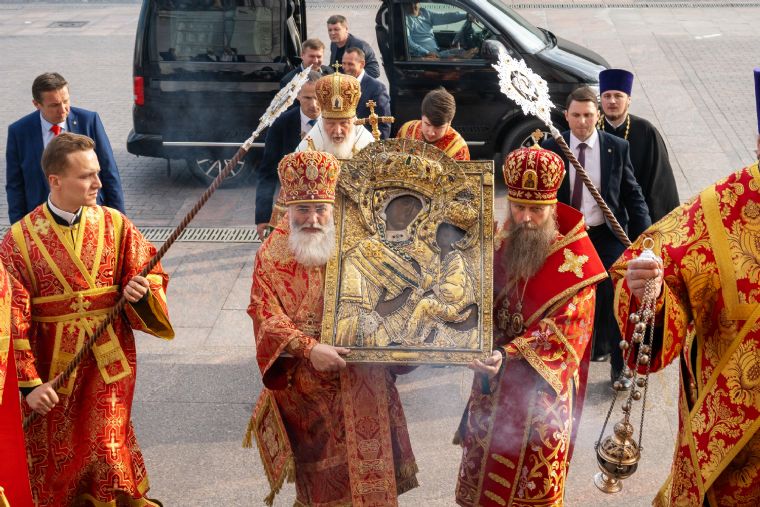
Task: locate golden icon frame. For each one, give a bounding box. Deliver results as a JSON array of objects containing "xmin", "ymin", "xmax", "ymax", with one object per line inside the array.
[{"xmin": 321, "ymin": 139, "xmax": 494, "ymax": 365}]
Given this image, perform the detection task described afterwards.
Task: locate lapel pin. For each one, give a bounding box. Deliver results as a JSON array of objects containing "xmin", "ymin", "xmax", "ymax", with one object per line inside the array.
[{"xmin": 607, "ymin": 148, "xmax": 612, "ymax": 153}]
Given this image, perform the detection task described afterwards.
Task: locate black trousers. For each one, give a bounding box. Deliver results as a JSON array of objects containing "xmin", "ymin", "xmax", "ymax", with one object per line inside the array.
[{"xmin": 587, "ymin": 224, "xmax": 626, "ymax": 374}]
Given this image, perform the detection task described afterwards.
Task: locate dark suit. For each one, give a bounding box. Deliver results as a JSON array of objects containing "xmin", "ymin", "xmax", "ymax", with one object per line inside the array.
[
  {"xmin": 356, "ymin": 74, "xmax": 391, "ymax": 139},
  {"xmin": 255, "ymin": 107, "xmax": 303, "ymax": 224},
  {"xmin": 5, "ymin": 107, "xmax": 125, "ymax": 223},
  {"xmin": 330, "ymin": 34, "xmax": 381, "ymax": 79},
  {"xmin": 543, "ymin": 130, "xmax": 651, "ymax": 374},
  {"xmin": 279, "ymin": 64, "xmax": 334, "ymax": 89}
]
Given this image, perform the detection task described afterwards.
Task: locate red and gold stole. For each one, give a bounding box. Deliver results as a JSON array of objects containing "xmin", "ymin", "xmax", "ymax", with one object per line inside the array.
[{"xmin": 0, "ymin": 265, "xmax": 34, "ymax": 507}]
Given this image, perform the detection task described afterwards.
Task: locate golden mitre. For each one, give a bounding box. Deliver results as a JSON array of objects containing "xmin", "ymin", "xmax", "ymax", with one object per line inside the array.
[{"xmin": 315, "ymin": 72, "xmax": 362, "ymax": 119}]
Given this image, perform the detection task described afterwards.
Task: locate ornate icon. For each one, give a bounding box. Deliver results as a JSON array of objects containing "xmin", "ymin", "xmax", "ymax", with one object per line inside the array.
[{"xmin": 321, "ymin": 139, "xmax": 494, "ymax": 365}]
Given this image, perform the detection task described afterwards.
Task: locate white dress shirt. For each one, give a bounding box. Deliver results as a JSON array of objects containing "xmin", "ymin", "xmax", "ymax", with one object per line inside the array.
[
  {"xmin": 47, "ymin": 196, "xmax": 81, "ymax": 225},
  {"xmin": 300, "ymin": 110, "xmax": 318, "ymax": 138},
  {"xmin": 40, "ymin": 112, "xmax": 67, "ymax": 148},
  {"xmin": 569, "ymin": 129, "xmax": 604, "ymax": 227}
]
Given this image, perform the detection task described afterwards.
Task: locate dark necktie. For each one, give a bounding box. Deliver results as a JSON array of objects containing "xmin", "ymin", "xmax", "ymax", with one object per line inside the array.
[
  {"xmin": 571, "ymin": 142, "xmax": 587, "ymax": 210},
  {"xmin": 50, "ymin": 124, "xmax": 62, "ymax": 136},
  {"xmin": 301, "ymin": 119, "xmax": 317, "ymax": 139}
]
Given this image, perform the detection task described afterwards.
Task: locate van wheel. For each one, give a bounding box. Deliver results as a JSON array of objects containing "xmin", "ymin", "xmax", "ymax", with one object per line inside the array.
[{"xmin": 186, "ymin": 157, "xmax": 251, "ymax": 186}]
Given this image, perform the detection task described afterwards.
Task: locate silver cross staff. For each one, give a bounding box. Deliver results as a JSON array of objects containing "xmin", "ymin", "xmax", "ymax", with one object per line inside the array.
[{"xmin": 492, "ymin": 47, "xmax": 631, "ymax": 248}]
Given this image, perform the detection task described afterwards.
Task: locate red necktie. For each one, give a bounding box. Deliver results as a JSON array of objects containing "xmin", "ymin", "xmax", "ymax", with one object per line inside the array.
[
  {"xmin": 50, "ymin": 125, "xmax": 62, "ymax": 136},
  {"xmin": 570, "ymin": 142, "xmax": 587, "ymax": 210}
]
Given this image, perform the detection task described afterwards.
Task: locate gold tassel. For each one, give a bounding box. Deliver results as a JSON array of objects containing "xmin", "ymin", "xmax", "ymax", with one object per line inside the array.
[
  {"xmin": 0, "ymin": 487, "xmax": 10, "ymax": 507},
  {"xmin": 242, "ymin": 414, "xmax": 256, "ymax": 448},
  {"xmin": 286, "ymin": 458, "xmax": 296, "ymax": 483},
  {"xmin": 262, "ymin": 457, "xmax": 295, "ymax": 507}
]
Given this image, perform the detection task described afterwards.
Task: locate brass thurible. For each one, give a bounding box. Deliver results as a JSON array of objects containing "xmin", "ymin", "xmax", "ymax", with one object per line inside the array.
[{"xmin": 594, "ymin": 237, "xmax": 658, "ymax": 493}]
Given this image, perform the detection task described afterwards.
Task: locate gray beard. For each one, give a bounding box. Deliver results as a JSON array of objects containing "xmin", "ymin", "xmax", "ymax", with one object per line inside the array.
[
  {"xmin": 321, "ymin": 127, "xmax": 357, "ymax": 159},
  {"xmin": 288, "ymin": 217, "xmax": 337, "ymax": 267},
  {"xmin": 502, "ymin": 215, "xmax": 557, "ymax": 284}
]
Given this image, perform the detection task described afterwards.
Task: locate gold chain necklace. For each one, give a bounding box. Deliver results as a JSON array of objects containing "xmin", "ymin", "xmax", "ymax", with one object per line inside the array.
[{"xmin": 598, "ymin": 114, "xmax": 630, "ymax": 140}]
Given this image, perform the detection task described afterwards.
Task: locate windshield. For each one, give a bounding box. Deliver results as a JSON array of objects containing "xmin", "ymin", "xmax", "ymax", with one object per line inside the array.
[
  {"xmin": 152, "ymin": 0, "xmax": 283, "ymax": 63},
  {"xmin": 481, "ymin": 0, "xmax": 549, "ymax": 54}
]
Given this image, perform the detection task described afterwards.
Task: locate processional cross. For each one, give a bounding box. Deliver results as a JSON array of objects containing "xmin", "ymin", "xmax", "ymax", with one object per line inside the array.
[{"xmin": 355, "ymin": 99, "xmax": 395, "ymax": 141}]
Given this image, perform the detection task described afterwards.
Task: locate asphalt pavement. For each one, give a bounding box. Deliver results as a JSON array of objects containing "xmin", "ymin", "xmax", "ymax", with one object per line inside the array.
[{"xmin": 1, "ymin": 1, "xmax": 759, "ymax": 505}]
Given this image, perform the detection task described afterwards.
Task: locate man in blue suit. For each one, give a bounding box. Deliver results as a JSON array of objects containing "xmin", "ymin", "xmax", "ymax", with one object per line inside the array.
[
  {"xmin": 542, "ymin": 86, "xmax": 650, "ymax": 387},
  {"xmin": 255, "ymin": 72, "xmax": 322, "ymax": 238},
  {"xmin": 280, "ymin": 38, "xmax": 334, "ymax": 89},
  {"xmin": 341, "ymin": 48, "xmax": 391, "ymax": 139},
  {"xmin": 5, "ymin": 72, "xmax": 125, "ymax": 223},
  {"xmin": 327, "ymin": 14, "xmax": 381, "ymax": 79}
]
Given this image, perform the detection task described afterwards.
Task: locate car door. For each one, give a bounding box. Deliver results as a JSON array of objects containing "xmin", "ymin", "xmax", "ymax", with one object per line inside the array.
[{"xmin": 382, "ymin": 0, "xmax": 517, "ymax": 158}]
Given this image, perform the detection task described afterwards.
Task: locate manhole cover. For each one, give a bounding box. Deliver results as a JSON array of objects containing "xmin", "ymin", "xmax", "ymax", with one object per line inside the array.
[{"xmin": 48, "ymin": 21, "xmax": 89, "ymax": 28}]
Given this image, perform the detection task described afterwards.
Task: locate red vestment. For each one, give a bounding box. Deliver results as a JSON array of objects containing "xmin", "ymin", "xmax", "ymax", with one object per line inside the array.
[
  {"xmin": 245, "ymin": 218, "xmax": 418, "ymax": 507},
  {"xmin": 456, "ymin": 204, "xmax": 606, "ymax": 507},
  {"xmin": 0, "ymin": 264, "xmax": 33, "ymax": 507},
  {"xmin": 396, "ymin": 120, "xmax": 470, "ymax": 161},
  {"xmin": 1, "ymin": 204, "xmax": 174, "ymax": 507},
  {"xmin": 611, "ymin": 164, "xmax": 760, "ymax": 506}
]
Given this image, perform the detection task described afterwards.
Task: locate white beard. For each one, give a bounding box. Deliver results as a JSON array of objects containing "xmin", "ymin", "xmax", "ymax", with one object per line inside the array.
[
  {"xmin": 289, "ymin": 216, "xmax": 336, "ymax": 267},
  {"xmin": 321, "ymin": 127, "xmax": 358, "ymax": 159}
]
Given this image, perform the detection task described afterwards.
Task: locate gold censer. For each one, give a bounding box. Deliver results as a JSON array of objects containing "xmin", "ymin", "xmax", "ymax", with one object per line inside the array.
[{"xmin": 594, "ymin": 237, "xmax": 659, "ymax": 493}]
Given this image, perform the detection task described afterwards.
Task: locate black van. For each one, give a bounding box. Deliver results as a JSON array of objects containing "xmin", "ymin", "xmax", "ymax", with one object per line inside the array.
[
  {"xmin": 378, "ymin": 0, "xmax": 608, "ymax": 161},
  {"xmin": 127, "ymin": 0, "xmax": 306, "ymax": 184},
  {"xmin": 127, "ymin": 0, "xmax": 607, "ymax": 184}
]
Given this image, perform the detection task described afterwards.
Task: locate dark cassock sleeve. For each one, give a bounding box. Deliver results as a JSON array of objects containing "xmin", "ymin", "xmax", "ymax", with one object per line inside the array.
[{"xmin": 636, "ymin": 120, "xmax": 680, "ymax": 223}]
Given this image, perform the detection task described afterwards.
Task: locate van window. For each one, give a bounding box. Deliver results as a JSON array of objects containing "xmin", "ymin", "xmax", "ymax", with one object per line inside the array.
[
  {"xmin": 402, "ymin": 2, "xmax": 491, "ymax": 61},
  {"xmin": 153, "ymin": 0, "xmax": 282, "ymax": 63}
]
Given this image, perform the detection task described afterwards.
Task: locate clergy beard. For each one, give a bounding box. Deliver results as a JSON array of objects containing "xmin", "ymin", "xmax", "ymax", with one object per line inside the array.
[
  {"xmin": 502, "ymin": 215, "xmax": 557, "ymax": 284},
  {"xmin": 289, "ymin": 216, "xmax": 336, "ymax": 267},
  {"xmin": 605, "ymin": 111, "xmax": 628, "ymax": 127},
  {"xmin": 322, "ymin": 126, "xmax": 357, "ymax": 159}
]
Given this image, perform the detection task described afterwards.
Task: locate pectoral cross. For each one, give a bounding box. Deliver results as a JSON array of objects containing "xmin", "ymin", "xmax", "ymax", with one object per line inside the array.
[
  {"xmin": 496, "ymin": 305, "xmax": 510, "ymax": 332},
  {"xmin": 355, "ymin": 100, "xmax": 395, "ymax": 141}
]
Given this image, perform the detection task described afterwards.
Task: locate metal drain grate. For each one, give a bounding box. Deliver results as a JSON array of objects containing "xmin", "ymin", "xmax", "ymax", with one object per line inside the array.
[
  {"xmin": 48, "ymin": 21, "xmax": 89, "ymax": 28},
  {"xmin": 141, "ymin": 226, "xmax": 260, "ymax": 243},
  {"xmin": 0, "ymin": 226, "xmax": 260, "ymax": 243}
]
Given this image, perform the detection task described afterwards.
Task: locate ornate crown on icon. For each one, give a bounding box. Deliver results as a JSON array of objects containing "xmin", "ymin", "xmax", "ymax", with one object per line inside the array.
[{"xmin": 443, "ymin": 185, "xmax": 479, "ymax": 231}]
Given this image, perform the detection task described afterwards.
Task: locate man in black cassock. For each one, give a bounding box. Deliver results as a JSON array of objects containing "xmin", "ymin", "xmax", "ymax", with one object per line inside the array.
[{"xmin": 598, "ymin": 69, "xmax": 680, "ymax": 223}]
